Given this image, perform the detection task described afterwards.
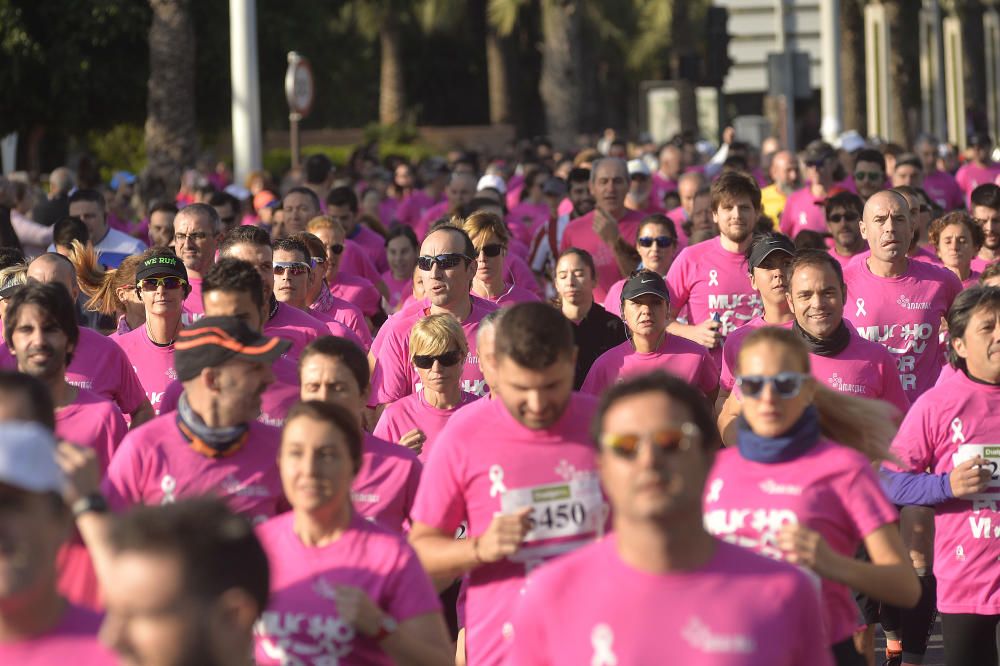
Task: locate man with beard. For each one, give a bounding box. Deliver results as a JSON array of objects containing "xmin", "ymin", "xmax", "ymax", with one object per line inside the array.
[
  {"xmin": 825, "ymin": 191, "xmax": 867, "ymax": 268},
  {"xmin": 970, "ymin": 183, "xmax": 1000, "ymax": 272}
]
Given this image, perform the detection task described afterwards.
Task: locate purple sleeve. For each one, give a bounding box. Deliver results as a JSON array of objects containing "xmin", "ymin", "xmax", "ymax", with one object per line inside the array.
[
  {"xmin": 879, "ymin": 468, "xmax": 954, "ymax": 506},
  {"xmin": 841, "ymin": 460, "xmax": 900, "ymax": 538}
]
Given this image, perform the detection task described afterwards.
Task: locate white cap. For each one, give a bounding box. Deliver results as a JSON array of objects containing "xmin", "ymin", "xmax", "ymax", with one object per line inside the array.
[
  {"xmin": 627, "ymin": 159, "xmax": 650, "ymax": 177},
  {"xmin": 835, "ymin": 130, "xmax": 867, "ymax": 154},
  {"xmin": 0, "ymin": 422, "xmax": 63, "ymax": 493},
  {"xmin": 476, "ymin": 174, "xmax": 507, "ymax": 195},
  {"xmin": 224, "ymin": 184, "xmax": 251, "ymax": 200}
]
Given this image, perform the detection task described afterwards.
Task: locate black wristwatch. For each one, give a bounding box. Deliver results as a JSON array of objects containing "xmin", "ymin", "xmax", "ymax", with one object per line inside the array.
[{"xmin": 72, "ymin": 493, "xmax": 109, "ymax": 518}]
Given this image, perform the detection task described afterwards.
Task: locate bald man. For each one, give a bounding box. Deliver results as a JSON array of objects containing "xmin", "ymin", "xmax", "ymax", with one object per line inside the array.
[
  {"xmin": 27, "ymin": 254, "xmax": 154, "ymax": 427},
  {"xmin": 760, "ymin": 150, "xmax": 799, "ymax": 227}
]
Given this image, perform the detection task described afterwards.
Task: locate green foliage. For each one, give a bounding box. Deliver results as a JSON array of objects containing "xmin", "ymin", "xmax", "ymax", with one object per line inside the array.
[
  {"xmin": 87, "ymin": 124, "xmax": 147, "ymax": 184},
  {"xmin": 363, "ymin": 121, "xmax": 419, "ymax": 146},
  {"xmin": 262, "ymin": 141, "xmax": 434, "ymax": 178}
]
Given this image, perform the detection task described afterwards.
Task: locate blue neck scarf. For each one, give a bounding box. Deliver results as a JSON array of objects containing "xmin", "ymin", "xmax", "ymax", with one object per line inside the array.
[{"xmin": 736, "ymin": 405, "xmax": 821, "ymax": 463}]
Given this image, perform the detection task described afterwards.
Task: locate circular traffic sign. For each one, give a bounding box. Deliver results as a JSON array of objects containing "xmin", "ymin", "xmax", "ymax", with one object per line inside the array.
[{"xmin": 285, "ymin": 52, "xmax": 315, "ymax": 118}]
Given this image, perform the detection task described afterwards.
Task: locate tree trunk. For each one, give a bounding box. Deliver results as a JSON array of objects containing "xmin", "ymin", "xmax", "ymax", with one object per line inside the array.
[
  {"xmin": 379, "ymin": 15, "xmax": 406, "ymax": 126},
  {"xmin": 840, "ymin": 0, "xmax": 866, "ymax": 135},
  {"xmin": 884, "ymin": 0, "xmax": 919, "ymax": 145},
  {"xmin": 960, "ymin": 0, "xmax": 988, "ymax": 133},
  {"xmin": 670, "ymin": 0, "xmax": 699, "ymax": 136},
  {"xmin": 486, "ymin": 25, "xmax": 513, "ymax": 125},
  {"xmin": 144, "ymin": 0, "xmax": 196, "ymax": 205},
  {"xmin": 539, "ymin": 0, "xmax": 582, "ymax": 150}
]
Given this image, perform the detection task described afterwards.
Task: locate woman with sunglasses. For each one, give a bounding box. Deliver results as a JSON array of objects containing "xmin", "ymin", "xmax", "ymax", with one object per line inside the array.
[
  {"xmin": 254, "ymin": 400, "xmax": 453, "ymax": 666},
  {"xmin": 602, "ymin": 214, "xmax": 679, "ymax": 315},
  {"xmin": 112, "ymin": 249, "xmax": 191, "ymax": 416},
  {"xmin": 704, "ymin": 327, "xmax": 920, "ymax": 665},
  {"xmin": 930, "ymin": 212, "xmax": 985, "ymax": 288},
  {"xmin": 373, "ymin": 314, "xmax": 478, "ymax": 462},
  {"xmin": 462, "ymin": 211, "xmax": 540, "ymax": 307}
]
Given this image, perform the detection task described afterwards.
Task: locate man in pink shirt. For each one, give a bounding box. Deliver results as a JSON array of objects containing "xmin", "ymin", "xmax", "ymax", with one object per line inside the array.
[
  {"xmin": 415, "ymin": 172, "xmax": 477, "ymax": 240},
  {"xmin": 955, "ymin": 132, "xmax": 1000, "ymax": 206},
  {"xmin": 370, "ymin": 225, "xmax": 499, "ymax": 402},
  {"xmin": 559, "ymin": 158, "xmax": 644, "ymax": 301},
  {"xmin": 665, "ymin": 171, "xmax": 706, "ymax": 243},
  {"xmin": 915, "ymin": 135, "xmax": 964, "ymax": 210},
  {"xmin": 219, "ymin": 226, "xmax": 327, "ymax": 360},
  {"xmin": 970, "ymin": 183, "xmax": 1000, "ymax": 272},
  {"xmin": 650, "ymin": 142, "xmax": 683, "ymax": 206},
  {"xmin": 292, "ymin": 229, "xmax": 382, "ymax": 321},
  {"xmin": 666, "ymin": 171, "xmax": 764, "ymax": 365},
  {"xmin": 780, "ymin": 140, "xmax": 842, "ymax": 237},
  {"xmin": 172, "ymin": 202, "xmax": 222, "ymax": 318},
  {"xmin": 327, "ymin": 186, "xmax": 389, "ymax": 273},
  {"xmin": 299, "ymin": 336, "xmax": 422, "ymax": 534},
  {"xmin": 582, "ymin": 270, "xmax": 718, "ymax": 400},
  {"xmin": 102, "ymin": 316, "xmax": 290, "ymax": 524},
  {"xmin": 395, "ymin": 158, "xmax": 448, "ymax": 228},
  {"xmin": 0, "ymin": 422, "xmax": 115, "ymax": 665},
  {"xmin": 101, "ymin": 499, "xmax": 268, "ymax": 666},
  {"xmin": 278, "ymin": 186, "xmax": 322, "ymax": 237},
  {"xmin": 824, "ymin": 191, "xmax": 868, "ymax": 268},
  {"xmin": 409, "ymin": 302, "xmax": 606, "ymax": 666},
  {"xmin": 26, "ymin": 253, "xmax": 154, "ymax": 427},
  {"xmin": 306, "ymin": 214, "xmax": 390, "ymax": 302},
  {"xmin": 5, "ymin": 281, "xmax": 126, "ymax": 474},
  {"xmin": 505, "ymin": 372, "xmax": 831, "ymax": 666}
]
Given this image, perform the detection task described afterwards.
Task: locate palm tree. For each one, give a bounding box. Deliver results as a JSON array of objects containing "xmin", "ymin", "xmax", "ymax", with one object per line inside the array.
[
  {"xmin": 144, "ymin": 0, "xmax": 197, "ymax": 204},
  {"xmin": 348, "ymin": 1, "xmax": 413, "ymax": 126},
  {"xmin": 840, "ymin": 0, "xmax": 866, "ymax": 134}
]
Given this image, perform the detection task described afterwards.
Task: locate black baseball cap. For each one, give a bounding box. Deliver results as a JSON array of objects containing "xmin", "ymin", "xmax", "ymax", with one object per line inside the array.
[
  {"xmin": 174, "ymin": 316, "xmax": 290, "ymax": 381},
  {"xmin": 748, "ymin": 234, "xmax": 796, "ymax": 269},
  {"xmin": 136, "ymin": 254, "xmax": 188, "ymax": 283},
  {"xmin": 621, "ymin": 270, "xmax": 670, "ymax": 304}
]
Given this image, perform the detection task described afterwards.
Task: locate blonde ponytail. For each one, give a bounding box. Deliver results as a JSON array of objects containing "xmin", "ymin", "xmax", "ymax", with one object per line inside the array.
[
  {"xmin": 85, "ymin": 253, "xmax": 142, "ymax": 316},
  {"xmin": 66, "ymin": 240, "xmax": 105, "ymax": 298}
]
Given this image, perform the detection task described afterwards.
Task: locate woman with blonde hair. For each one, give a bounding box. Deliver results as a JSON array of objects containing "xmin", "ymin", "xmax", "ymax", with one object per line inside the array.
[
  {"xmin": 703, "ymin": 326, "xmax": 920, "ymax": 665},
  {"xmin": 85, "ymin": 253, "xmax": 146, "ymax": 335},
  {"xmin": 373, "ymin": 313, "xmax": 478, "ymax": 462},
  {"xmin": 462, "ymin": 211, "xmax": 540, "ymax": 306}
]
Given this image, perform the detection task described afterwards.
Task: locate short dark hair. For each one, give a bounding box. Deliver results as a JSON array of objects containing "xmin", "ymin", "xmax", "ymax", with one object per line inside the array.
[
  {"xmin": 202, "ymin": 258, "xmax": 264, "ymax": 310},
  {"xmin": 567, "ymin": 167, "xmax": 591, "ymax": 185},
  {"xmin": 894, "ymin": 153, "xmax": 923, "ymax": 172},
  {"xmin": 283, "ymin": 187, "xmax": 321, "ymax": 212},
  {"xmin": 784, "ymin": 249, "xmax": 846, "ymax": 299},
  {"xmin": 326, "ymin": 186, "xmax": 359, "ymax": 213},
  {"xmin": 4, "ymin": 281, "xmax": 79, "ymax": 366},
  {"xmin": 272, "ymin": 237, "xmax": 309, "ymax": 263},
  {"xmin": 854, "ymin": 148, "xmax": 887, "ymax": 172},
  {"xmin": 981, "ymin": 261, "xmax": 1000, "ymax": 284},
  {"xmin": 305, "ymin": 154, "xmax": 333, "ymax": 185},
  {"xmin": 0, "ymin": 370, "xmax": 56, "ymax": 430},
  {"xmin": 68, "ymin": 188, "xmax": 104, "ymax": 210},
  {"xmin": 556, "ymin": 247, "xmax": 597, "ymax": 279},
  {"xmin": 108, "ymin": 498, "xmax": 269, "ymax": 614},
  {"xmin": 591, "ymin": 371, "xmax": 720, "ymax": 451},
  {"xmin": 299, "ymin": 336, "xmax": 370, "ymax": 390},
  {"xmin": 220, "ymin": 225, "xmax": 271, "ymax": 256},
  {"xmin": 53, "ymin": 217, "xmax": 90, "ymax": 248},
  {"xmin": 208, "ymin": 191, "xmax": 240, "ymax": 211},
  {"xmin": 148, "ymin": 201, "xmax": 179, "ymax": 217},
  {"xmin": 710, "ymin": 171, "xmax": 761, "ymax": 213},
  {"xmin": 385, "ymin": 225, "xmax": 419, "ymax": 251},
  {"xmin": 494, "ymin": 302, "xmax": 573, "ymax": 369},
  {"xmin": 824, "ymin": 191, "xmax": 863, "ymax": 218},
  {"xmin": 284, "ymin": 401, "xmax": 363, "ymax": 474},
  {"xmin": 947, "ymin": 286, "xmax": 1000, "ymax": 370},
  {"xmin": 971, "ymin": 183, "xmax": 1000, "ymax": 210},
  {"xmin": 793, "ymin": 230, "xmax": 828, "ymax": 251},
  {"xmin": 0, "ymin": 247, "xmax": 26, "ymax": 271},
  {"xmin": 637, "ymin": 213, "xmax": 677, "ymax": 239}
]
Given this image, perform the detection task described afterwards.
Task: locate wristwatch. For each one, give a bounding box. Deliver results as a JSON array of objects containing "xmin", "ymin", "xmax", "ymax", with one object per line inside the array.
[
  {"xmin": 72, "ymin": 493, "xmax": 109, "ymax": 518},
  {"xmin": 372, "ymin": 614, "xmax": 399, "ymax": 642}
]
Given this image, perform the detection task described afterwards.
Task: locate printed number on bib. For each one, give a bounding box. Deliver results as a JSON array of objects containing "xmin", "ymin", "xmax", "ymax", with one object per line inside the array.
[
  {"xmin": 500, "ymin": 477, "xmax": 603, "ymax": 543},
  {"xmin": 952, "ymin": 444, "xmax": 1000, "ymax": 500}
]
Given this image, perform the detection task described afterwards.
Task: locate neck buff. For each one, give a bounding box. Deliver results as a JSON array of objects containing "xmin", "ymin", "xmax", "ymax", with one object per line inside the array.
[
  {"xmin": 736, "ymin": 405, "xmax": 821, "ymax": 463},
  {"xmin": 793, "ymin": 320, "xmax": 852, "ymax": 357},
  {"xmin": 176, "ymin": 392, "xmax": 249, "ymax": 458}
]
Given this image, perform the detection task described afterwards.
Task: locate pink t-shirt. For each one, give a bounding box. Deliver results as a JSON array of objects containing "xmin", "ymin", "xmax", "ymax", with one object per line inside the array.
[
  {"xmin": 923, "ymin": 170, "xmax": 965, "ymax": 210},
  {"xmin": 665, "ymin": 206, "xmax": 691, "ymax": 248},
  {"xmin": 601, "ymin": 278, "xmax": 628, "ymax": 316},
  {"xmin": 666, "ymin": 237, "xmax": 762, "ymax": 365},
  {"xmin": 704, "ymin": 439, "xmax": 898, "ymax": 643},
  {"xmin": 340, "ymin": 240, "xmax": 384, "ymax": 286},
  {"xmin": 395, "ymin": 190, "xmax": 439, "ymax": 228},
  {"xmin": 412, "ymin": 394, "xmax": 604, "ymax": 666},
  {"xmin": 828, "ymin": 247, "xmax": 863, "ymax": 270},
  {"xmin": 955, "ymin": 162, "xmax": 1000, "ymax": 205},
  {"xmin": 351, "ymin": 433, "xmax": 423, "ymax": 534},
  {"xmin": 381, "ymin": 271, "xmax": 413, "ymax": 312},
  {"xmin": 507, "ymin": 202, "xmax": 550, "ymax": 246},
  {"xmin": 651, "ymin": 173, "xmax": 678, "ymax": 209},
  {"xmin": 0, "ymin": 603, "xmax": 116, "ymax": 665},
  {"xmin": 581, "ymin": 336, "xmax": 718, "ymax": 397},
  {"xmin": 506, "ymin": 537, "xmax": 831, "ymax": 666},
  {"xmin": 504, "ymin": 253, "xmax": 541, "ymax": 297},
  {"xmin": 415, "ymin": 200, "xmax": 451, "ymax": 240},
  {"xmin": 348, "ymin": 224, "xmax": 389, "ymax": 273},
  {"xmin": 477, "ymin": 283, "xmax": 541, "ymax": 307},
  {"xmin": 810, "ymin": 327, "xmax": 912, "ymax": 414},
  {"xmin": 309, "ymin": 301, "xmax": 371, "ymax": 349},
  {"xmin": 103, "ymin": 414, "xmax": 284, "ymax": 524},
  {"xmin": 719, "ymin": 317, "xmax": 794, "ymax": 392},
  {"xmin": 847, "ymin": 246, "xmax": 941, "ymax": 269},
  {"xmin": 183, "ymin": 277, "xmax": 204, "ymax": 315},
  {"xmin": 559, "ymin": 209, "xmax": 646, "ymax": 302},
  {"xmin": 971, "ymin": 255, "xmax": 998, "ymax": 274},
  {"xmin": 843, "ymin": 258, "xmax": 962, "ymax": 401},
  {"xmin": 886, "ymin": 371, "xmax": 1000, "ymax": 614},
  {"xmin": 264, "ymin": 302, "xmax": 325, "ymax": 360},
  {"xmin": 370, "ymin": 296, "xmax": 499, "ymax": 403},
  {"xmin": 66, "ymin": 327, "xmax": 147, "ymax": 417},
  {"xmin": 779, "ymin": 186, "xmax": 828, "ymax": 237},
  {"xmin": 56, "ymin": 388, "xmax": 127, "ymax": 475},
  {"xmin": 113, "ymin": 326, "xmax": 177, "ymax": 414},
  {"xmin": 372, "ymin": 390, "xmax": 479, "ymax": 463},
  {"xmin": 330, "ymin": 272, "xmax": 381, "ymax": 318},
  {"xmin": 254, "ymin": 511, "xmax": 441, "ymax": 666}
]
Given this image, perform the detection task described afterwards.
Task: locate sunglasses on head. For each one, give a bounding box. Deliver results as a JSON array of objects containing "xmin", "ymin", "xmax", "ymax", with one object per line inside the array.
[
  {"xmin": 137, "ymin": 276, "xmax": 187, "ymax": 291},
  {"xmin": 416, "ymin": 253, "xmax": 471, "ymax": 271},
  {"xmin": 828, "ymin": 212, "xmax": 859, "ymax": 223},
  {"xmin": 273, "ymin": 261, "xmax": 311, "ymax": 277},
  {"xmin": 326, "ymin": 243, "xmax": 345, "ymax": 256},
  {"xmin": 477, "ymin": 243, "xmax": 504, "ymax": 258},
  {"xmin": 854, "ymin": 171, "xmax": 883, "ymax": 182},
  {"xmin": 637, "ymin": 236, "xmax": 675, "ymax": 248},
  {"xmin": 735, "ymin": 372, "xmax": 808, "ymax": 399},
  {"xmin": 599, "ymin": 423, "xmax": 699, "ymax": 459},
  {"xmin": 412, "ymin": 349, "xmax": 464, "ymax": 369}
]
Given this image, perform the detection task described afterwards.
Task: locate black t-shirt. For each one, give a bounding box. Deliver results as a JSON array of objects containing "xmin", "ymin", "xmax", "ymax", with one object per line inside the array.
[{"xmin": 571, "ymin": 303, "xmax": 628, "ymax": 390}]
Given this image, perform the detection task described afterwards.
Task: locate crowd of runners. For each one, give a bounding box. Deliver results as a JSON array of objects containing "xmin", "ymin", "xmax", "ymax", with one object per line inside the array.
[{"xmin": 0, "ymin": 126, "xmax": 999, "ymax": 665}]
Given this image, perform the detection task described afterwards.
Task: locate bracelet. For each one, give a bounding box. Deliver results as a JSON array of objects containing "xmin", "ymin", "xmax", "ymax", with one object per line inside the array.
[{"xmin": 471, "ymin": 536, "xmax": 484, "ymax": 564}]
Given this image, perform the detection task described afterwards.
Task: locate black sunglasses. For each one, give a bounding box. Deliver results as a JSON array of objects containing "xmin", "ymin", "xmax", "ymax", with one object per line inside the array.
[
  {"xmin": 477, "ymin": 243, "xmax": 504, "ymax": 258},
  {"xmin": 412, "ymin": 350, "xmax": 464, "ymax": 369},
  {"xmin": 827, "ymin": 212, "xmax": 859, "ymax": 223},
  {"xmin": 416, "ymin": 253, "xmax": 471, "ymax": 271},
  {"xmin": 637, "ymin": 236, "xmax": 675, "ymax": 248},
  {"xmin": 326, "ymin": 243, "xmax": 345, "ymax": 256}
]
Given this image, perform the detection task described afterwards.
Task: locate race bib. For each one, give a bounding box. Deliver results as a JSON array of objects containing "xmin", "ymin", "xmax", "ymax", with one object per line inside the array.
[
  {"xmin": 500, "ymin": 476, "xmax": 603, "ymax": 544},
  {"xmin": 952, "ymin": 444, "xmax": 1000, "ymax": 500}
]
